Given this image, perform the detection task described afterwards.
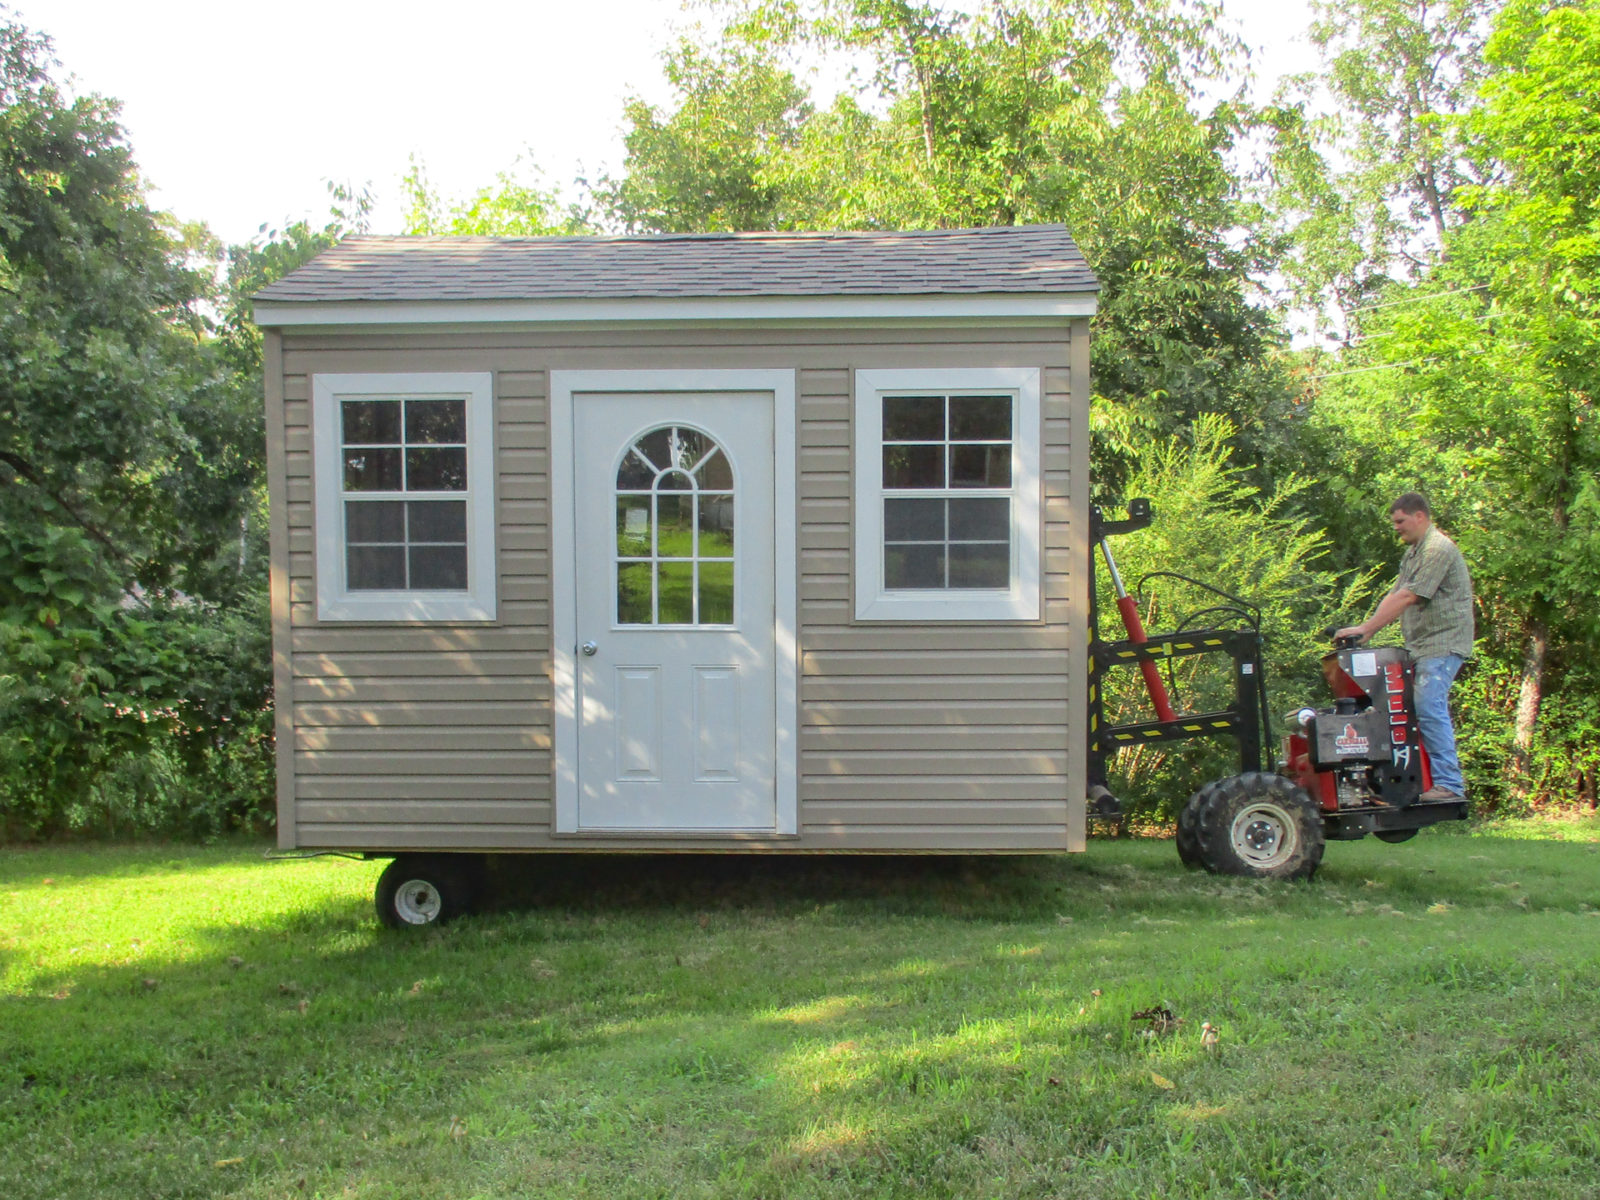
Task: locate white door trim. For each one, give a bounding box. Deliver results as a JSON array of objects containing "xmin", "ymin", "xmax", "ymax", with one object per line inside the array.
[{"xmin": 550, "ymin": 369, "xmax": 798, "ymax": 836}]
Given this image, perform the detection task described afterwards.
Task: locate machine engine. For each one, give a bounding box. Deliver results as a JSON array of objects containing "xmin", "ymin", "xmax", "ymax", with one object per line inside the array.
[{"xmin": 1285, "ymin": 643, "xmax": 1432, "ymax": 810}]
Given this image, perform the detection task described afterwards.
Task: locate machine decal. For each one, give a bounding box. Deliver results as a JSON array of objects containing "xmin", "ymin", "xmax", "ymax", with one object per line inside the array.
[{"xmin": 1334, "ymin": 723, "xmax": 1370, "ymax": 756}]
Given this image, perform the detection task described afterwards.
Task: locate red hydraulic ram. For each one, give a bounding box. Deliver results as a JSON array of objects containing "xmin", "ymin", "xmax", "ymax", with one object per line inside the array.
[{"xmin": 1098, "ymin": 537, "xmax": 1178, "ymax": 723}]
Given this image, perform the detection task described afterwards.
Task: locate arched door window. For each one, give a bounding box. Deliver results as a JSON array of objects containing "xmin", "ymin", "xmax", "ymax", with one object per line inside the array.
[{"xmin": 614, "ymin": 426, "xmax": 735, "ymax": 625}]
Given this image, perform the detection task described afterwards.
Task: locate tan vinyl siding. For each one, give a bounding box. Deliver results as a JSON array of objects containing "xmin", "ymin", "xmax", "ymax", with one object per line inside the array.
[{"xmin": 271, "ymin": 320, "xmax": 1088, "ymax": 852}]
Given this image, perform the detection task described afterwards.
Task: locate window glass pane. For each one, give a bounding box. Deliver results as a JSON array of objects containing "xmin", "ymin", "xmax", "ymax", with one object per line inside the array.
[
  {"xmin": 884, "ymin": 497, "xmax": 945, "ymax": 541},
  {"xmin": 949, "ymin": 543, "xmax": 1010, "ymax": 589},
  {"xmin": 948, "ymin": 497, "xmax": 1011, "ymax": 541},
  {"xmin": 405, "ymin": 398, "xmax": 466, "ymax": 444},
  {"xmin": 616, "ymin": 448, "xmax": 656, "ymax": 490},
  {"xmin": 698, "ymin": 494, "xmax": 735, "ymax": 557},
  {"xmin": 342, "ymin": 400, "xmax": 400, "ymax": 445},
  {"xmin": 345, "ymin": 499, "xmax": 405, "ymax": 543},
  {"xmin": 406, "ymin": 447, "xmax": 467, "ymax": 491},
  {"xmin": 616, "ymin": 497, "xmax": 651, "ymax": 556},
  {"xmin": 614, "ymin": 425, "xmax": 738, "ymax": 624},
  {"xmin": 409, "ymin": 545, "xmax": 468, "ymax": 590},
  {"xmin": 699, "ymin": 561, "xmax": 734, "ymax": 624},
  {"xmin": 950, "ymin": 444, "xmax": 1012, "ymax": 488},
  {"xmin": 656, "ymin": 494, "xmax": 693, "ymax": 556},
  {"xmin": 949, "ymin": 395, "xmax": 1012, "ymax": 440},
  {"xmin": 674, "ymin": 428, "xmax": 717, "ymax": 472},
  {"xmin": 658, "ymin": 562, "xmax": 694, "ymax": 623},
  {"xmin": 695, "ymin": 449, "xmax": 732, "ymax": 490},
  {"xmin": 883, "ymin": 395, "xmax": 944, "ymax": 440},
  {"xmin": 347, "ymin": 545, "xmax": 405, "ymax": 590},
  {"xmin": 634, "ymin": 428, "xmax": 672, "ymax": 471},
  {"xmin": 344, "ymin": 448, "xmax": 402, "ymax": 491},
  {"xmin": 408, "ymin": 500, "xmax": 467, "ymax": 543},
  {"xmin": 885, "ymin": 543, "xmax": 945, "ymax": 589},
  {"xmin": 617, "ymin": 563, "xmax": 653, "ymax": 624},
  {"xmin": 883, "ymin": 444, "xmax": 944, "ymax": 488}
]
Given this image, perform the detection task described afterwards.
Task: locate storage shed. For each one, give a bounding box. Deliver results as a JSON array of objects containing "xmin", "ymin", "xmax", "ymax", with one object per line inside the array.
[{"xmin": 254, "ymin": 225, "xmax": 1099, "ymax": 860}]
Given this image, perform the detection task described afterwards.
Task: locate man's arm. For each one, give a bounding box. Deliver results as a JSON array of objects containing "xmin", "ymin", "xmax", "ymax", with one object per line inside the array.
[{"xmin": 1335, "ymin": 587, "xmax": 1420, "ymax": 642}]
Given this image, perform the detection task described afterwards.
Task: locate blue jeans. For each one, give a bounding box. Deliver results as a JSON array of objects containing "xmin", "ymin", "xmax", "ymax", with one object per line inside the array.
[{"xmin": 1414, "ymin": 654, "xmax": 1465, "ymax": 795}]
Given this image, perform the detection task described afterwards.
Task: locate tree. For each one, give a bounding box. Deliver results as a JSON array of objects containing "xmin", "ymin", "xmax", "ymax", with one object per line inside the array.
[
  {"xmin": 1269, "ymin": 0, "xmax": 1501, "ymax": 333},
  {"xmin": 1297, "ymin": 0, "xmax": 1600, "ymax": 807},
  {"xmin": 601, "ymin": 43, "xmax": 812, "ymax": 232},
  {"xmin": 0, "ymin": 12, "xmax": 360, "ymax": 834},
  {"xmin": 604, "ymin": 1, "xmax": 1298, "ymax": 493},
  {"xmin": 1418, "ymin": 0, "xmax": 1600, "ymax": 799},
  {"xmin": 401, "ymin": 156, "xmax": 588, "ymax": 236}
]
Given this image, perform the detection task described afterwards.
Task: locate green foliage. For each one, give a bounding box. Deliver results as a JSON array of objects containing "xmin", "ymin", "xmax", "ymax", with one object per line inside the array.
[
  {"xmin": 602, "ymin": 42, "xmax": 813, "ymax": 232},
  {"xmin": 1268, "ymin": 0, "xmax": 1499, "ymax": 327},
  {"xmin": 401, "ymin": 156, "xmax": 589, "ymax": 236},
  {"xmin": 605, "ymin": 1, "xmax": 1297, "ymax": 496},
  {"xmin": 0, "ymin": 14, "xmax": 354, "ymax": 838},
  {"xmin": 1295, "ymin": 0, "xmax": 1600, "ymax": 809},
  {"xmin": 0, "ymin": 520, "xmax": 275, "ymax": 837}
]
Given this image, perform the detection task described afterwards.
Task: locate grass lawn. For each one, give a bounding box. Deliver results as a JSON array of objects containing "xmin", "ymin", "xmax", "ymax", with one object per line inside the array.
[{"xmin": 4, "ymin": 820, "xmax": 1600, "ymax": 1199}]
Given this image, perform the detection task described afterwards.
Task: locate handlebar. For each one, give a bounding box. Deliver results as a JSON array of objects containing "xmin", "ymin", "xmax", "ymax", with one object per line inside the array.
[{"xmin": 1321, "ymin": 624, "xmax": 1365, "ymax": 651}]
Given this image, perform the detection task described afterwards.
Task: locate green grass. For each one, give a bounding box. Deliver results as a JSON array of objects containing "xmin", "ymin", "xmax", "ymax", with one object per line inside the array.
[{"xmin": 4, "ymin": 823, "xmax": 1600, "ymax": 1199}]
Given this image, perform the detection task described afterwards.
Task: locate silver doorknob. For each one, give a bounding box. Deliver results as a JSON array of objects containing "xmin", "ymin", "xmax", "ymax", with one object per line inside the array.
[{"xmin": 580, "ymin": 641, "xmax": 598, "ymax": 656}]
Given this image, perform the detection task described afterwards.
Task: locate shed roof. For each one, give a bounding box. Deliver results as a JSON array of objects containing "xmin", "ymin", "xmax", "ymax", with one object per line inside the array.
[{"xmin": 253, "ymin": 225, "xmax": 1097, "ymax": 303}]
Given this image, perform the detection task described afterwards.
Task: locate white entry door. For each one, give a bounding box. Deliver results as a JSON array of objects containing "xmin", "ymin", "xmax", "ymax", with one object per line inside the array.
[{"xmin": 572, "ymin": 392, "xmax": 777, "ymax": 831}]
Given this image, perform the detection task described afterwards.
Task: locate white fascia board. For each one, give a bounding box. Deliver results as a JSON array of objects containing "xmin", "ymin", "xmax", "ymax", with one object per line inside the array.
[{"xmin": 252, "ymin": 292, "xmax": 1098, "ymax": 328}]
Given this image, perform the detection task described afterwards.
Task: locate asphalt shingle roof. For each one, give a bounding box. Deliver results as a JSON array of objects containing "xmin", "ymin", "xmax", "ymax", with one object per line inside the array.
[{"xmin": 253, "ymin": 226, "xmax": 1097, "ymax": 303}]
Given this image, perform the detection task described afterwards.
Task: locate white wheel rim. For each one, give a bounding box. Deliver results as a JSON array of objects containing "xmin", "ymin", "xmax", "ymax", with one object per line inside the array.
[
  {"xmin": 1229, "ymin": 801, "xmax": 1299, "ymax": 870},
  {"xmin": 394, "ymin": 879, "xmax": 443, "ymax": 925}
]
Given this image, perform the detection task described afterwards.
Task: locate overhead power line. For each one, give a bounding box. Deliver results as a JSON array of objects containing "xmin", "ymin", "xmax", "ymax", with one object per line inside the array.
[
  {"xmin": 1339, "ymin": 309, "xmax": 1499, "ymax": 346},
  {"xmin": 1310, "ymin": 357, "xmax": 1434, "ymax": 381},
  {"xmin": 1344, "ymin": 285, "xmax": 1489, "ymax": 317}
]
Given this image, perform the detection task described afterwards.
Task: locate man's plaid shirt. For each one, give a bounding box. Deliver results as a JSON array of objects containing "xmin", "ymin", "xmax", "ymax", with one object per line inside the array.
[{"xmin": 1397, "ymin": 525, "xmax": 1475, "ymax": 660}]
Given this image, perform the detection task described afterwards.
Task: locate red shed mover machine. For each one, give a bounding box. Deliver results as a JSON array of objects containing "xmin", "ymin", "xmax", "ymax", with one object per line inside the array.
[{"xmin": 1087, "ymin": 499, "xmax": 1469, "ymax": 881}]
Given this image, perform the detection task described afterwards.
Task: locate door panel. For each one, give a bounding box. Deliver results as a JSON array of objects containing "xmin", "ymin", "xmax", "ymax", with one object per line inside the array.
[
  {"xmin": 614, "ymin": 667, "xmax": 661, "ymax": 781},
  {"xmin": 693, "ymin": 666, "xmax": 741, "ymax": 781},
  {"xmin": 574, "ymin": 393, "xmax": 776, "ymax": 831}
]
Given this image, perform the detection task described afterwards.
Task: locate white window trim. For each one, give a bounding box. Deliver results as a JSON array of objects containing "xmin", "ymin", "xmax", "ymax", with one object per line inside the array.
[
  {"xmin": 312, "ymin": 371, "xmax": 497, "ymax": 622},
  {"xmin": 549, "ymin": 369, "xmax": 799, "ymax": 837},
  {"xmin": 854, "ymin": 367, "xmax": 1042, "ymax": 622}
]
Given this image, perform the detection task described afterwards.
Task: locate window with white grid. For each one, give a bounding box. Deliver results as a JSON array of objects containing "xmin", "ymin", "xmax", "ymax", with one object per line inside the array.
[
  {"xmin": 854, "ymin": 368, "xmax": 1041, "ymax": 622},
  {"xmin": 312, "ymin": 373, "xmax": 496, "ymax": 621}
]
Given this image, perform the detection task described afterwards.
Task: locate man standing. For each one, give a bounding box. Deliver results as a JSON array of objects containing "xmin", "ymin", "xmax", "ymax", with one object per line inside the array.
[{"xmin": 1336, "ymin": 493, "xmax": 1475, "ymax": 801}]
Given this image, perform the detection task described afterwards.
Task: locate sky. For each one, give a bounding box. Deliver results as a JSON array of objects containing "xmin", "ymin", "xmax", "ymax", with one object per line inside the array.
[{"xmin": 21, "ymin": 0, "xmax": 1321, "ymax": 246}]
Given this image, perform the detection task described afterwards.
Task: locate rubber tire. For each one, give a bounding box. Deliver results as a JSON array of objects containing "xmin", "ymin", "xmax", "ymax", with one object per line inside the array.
[
  {"xmin": 1176, "ymin": 783, "xmax": 1217, "ymax": 870},
  {"xmin": 375, "ymin": 854, "xmax": 480, "ymax": 929},
  {"xmin": 1193, "ymin": 772, "xmax": 1324, "ymax": 881},
  {"xmin": 1374, "ymin": 829, "xmax": 1418, "ymax": 844}
]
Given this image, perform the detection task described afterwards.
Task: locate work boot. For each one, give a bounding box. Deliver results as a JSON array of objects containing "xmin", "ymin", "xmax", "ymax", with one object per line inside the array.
[{"xmin": 1419, "ymin": 786, "xmax": 1464, "ymax": 802}]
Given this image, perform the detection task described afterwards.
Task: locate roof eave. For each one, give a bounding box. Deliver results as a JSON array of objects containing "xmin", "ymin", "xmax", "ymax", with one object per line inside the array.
[{"xmin": 251, "ymin": 291, "xmax": 1099, "ymax": 329}]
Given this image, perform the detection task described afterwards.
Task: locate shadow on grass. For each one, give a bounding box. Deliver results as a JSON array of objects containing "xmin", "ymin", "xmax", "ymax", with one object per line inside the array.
[
  {"xmin": 467, "ymin": 841, "xmax": 1325, "ymax": 926},
  {"xmin": 481, "ymin": 852, "xmax": 1099, "ymax": 921}
]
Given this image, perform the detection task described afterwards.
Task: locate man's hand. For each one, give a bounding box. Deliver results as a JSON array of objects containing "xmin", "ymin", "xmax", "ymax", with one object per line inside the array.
[{"xmin": 1334, "ymin": 625, "xmax": 1367, "ymax": 643}]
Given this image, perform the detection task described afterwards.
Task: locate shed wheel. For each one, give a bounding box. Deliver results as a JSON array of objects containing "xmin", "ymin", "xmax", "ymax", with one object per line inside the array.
[
  {"xmin": 1176, "ymin": 783, "xmax": 1216, "ymax": 870},
  {"xmin": 1374, "ymin": 829, "xmax": 1418, "ymax": 844},
  {"xmin": 375, "ymin": 855, "xmax": 481, "ymax": 929},
  {"xmin": 1194, "ymin": 772, "xmax": 1324, "ymax": 881}
]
